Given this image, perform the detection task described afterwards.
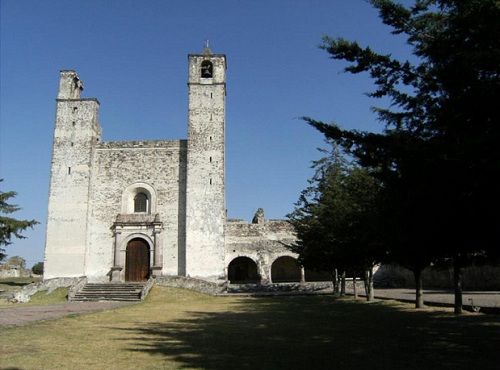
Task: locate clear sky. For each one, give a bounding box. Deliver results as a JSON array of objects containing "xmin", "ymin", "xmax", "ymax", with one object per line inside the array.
[{"xmin": 0, "ymin": 0, "xmax": 412, "ymax": 267}]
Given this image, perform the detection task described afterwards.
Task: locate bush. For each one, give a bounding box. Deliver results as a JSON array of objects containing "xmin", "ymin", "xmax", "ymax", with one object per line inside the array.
[{"xmin": 32, "ymin": 262, "xmax": 43, "ymax": 275}]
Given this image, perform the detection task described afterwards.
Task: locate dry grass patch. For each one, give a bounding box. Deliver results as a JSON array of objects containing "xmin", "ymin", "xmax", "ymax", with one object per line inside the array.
[{"xmin": 1, "ymin": 286, "xmax": 499, "ymax": 370}]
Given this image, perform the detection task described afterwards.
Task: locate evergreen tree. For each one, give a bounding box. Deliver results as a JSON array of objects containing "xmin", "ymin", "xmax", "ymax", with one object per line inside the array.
[
  {"xmin": 0, "ymin": 180, "xmax": 38, "ymax": 261},
  {"xmin": 304, "ymin": 0, "xmax": 500, "ymax": 313},
  {"xmin": 288, "ymin": 144, "xmax": 384, "ymax": 300}
]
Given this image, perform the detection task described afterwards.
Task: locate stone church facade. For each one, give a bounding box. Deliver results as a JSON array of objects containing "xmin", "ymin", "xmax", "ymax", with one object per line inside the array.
[{"xmin": 44, "ymin": 47, "xmax": 303, "ymax": 285}]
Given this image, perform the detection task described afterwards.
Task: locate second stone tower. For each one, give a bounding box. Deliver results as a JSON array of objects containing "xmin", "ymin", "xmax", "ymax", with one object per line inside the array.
[{"xmin": 185, "ymin": 47, "xmax": 226, "ymax": 280}]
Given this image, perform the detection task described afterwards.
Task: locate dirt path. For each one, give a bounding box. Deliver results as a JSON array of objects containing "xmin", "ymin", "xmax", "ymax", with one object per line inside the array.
[{"xmin": 0, "ymin": 301, "xmax": 133, "ymax": 327}]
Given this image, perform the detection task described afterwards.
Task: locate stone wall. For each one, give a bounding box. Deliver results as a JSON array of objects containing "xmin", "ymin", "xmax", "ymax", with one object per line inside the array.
[
  {"xmin": 85, "ymin": 140, "xmax": 187, "ymax": 281},
  {"xmin": 185, "ymin": 52, "xmax": 226, "ymax": 280},
  {"xmin": 11, "ymin": 277, "xmax": 80, "ymax": 303},
  {"xmin": 0, "ymin": 268, "xmax": 31, "ymax": 278},
  {"xmin": 44, "ymin": 70, "xmax": 101, "ymax": 279},
  {"xmin": 156, "ymin": 275, "xmax": 225, "ymax": 295},
  {"xmin": 225, "ymin": 215, "xmax": 298, "ymax": 284},
  {"xmin": 0, "ymin": 257, "xmax": 31, "ymax": 278}
]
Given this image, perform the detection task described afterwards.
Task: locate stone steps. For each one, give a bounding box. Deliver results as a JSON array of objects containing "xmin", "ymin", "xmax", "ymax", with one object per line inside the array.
[{"xmin": 71, "ymin": 282, "xmax": 146, "ymax": 302}]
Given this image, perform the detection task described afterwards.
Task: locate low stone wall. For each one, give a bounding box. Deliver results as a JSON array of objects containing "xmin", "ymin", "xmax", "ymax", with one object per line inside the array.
[
  {"xmin": 227, "ymin": 281, "xmax": 332, "ymax": 293},
  {"xmin": 11, "ymin": 277, "xmax": 82, "ymax": 303},
  {"xmin": 141, "ymin": 277, "xmax": 155, "ymax": 300},
  {"xmin": 155, "ymin": 276, "xmax": 226, "ymax": 295},
  {"xmin": 155, "ymin": 276, "xmax": 366, "ymax": 296},
  {"xmin": 68, "ymin": 276, "xmax": 88, "ymax": 301},
  {"xmin": 227, "ymin": 279, "xmax": 365, "ymax": 294}
]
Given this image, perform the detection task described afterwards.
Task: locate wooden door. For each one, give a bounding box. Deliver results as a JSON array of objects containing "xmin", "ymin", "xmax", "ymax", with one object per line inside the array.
[{"xmin": 125, "ymin": 239, "xmax": 150, "ymax": 281}]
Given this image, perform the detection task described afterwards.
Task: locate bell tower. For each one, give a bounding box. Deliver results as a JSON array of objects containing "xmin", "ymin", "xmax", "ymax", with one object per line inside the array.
[
  {"xmin": 44, "ymin": 71, "xmax": 101, "ymax": 278},
  {"xmin": 185, "ymin": 45, "xmax": 226, "ymax": 279}
]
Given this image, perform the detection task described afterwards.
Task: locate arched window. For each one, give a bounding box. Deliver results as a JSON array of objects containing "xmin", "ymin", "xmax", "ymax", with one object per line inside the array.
[
  {"xmin": 134, "ymin": 192, "xmax": 148, "ymax": 213},
  {"xmin": 122, "ymin": 183, "xmax": 156, "ymax": 215},
  {"xmin": 201, "ymin": 60, "xmax": 213, "ymax": 78}
]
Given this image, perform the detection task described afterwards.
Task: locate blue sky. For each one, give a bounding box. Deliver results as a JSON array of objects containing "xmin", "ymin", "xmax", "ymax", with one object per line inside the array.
[{"xmin": 0, "ymin": 0, "xmax": 412, "ymax": 267}]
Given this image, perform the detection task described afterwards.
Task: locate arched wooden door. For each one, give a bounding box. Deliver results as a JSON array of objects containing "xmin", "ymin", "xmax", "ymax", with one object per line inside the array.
[{"xmin": 125, "ymin": 238, "xmax": 150, "ymax": 281}]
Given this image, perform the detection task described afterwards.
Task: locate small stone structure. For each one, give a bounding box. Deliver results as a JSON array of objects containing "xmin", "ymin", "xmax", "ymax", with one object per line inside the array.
[{"xmin": 0, "ymin": 257, "xmax": 31, "ymax": 278}]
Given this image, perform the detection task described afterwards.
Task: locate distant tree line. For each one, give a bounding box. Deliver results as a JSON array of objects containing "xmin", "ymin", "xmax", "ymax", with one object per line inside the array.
[{"xmin": 288, "ymin": 0, "xmax": 500, "ymax": 314}]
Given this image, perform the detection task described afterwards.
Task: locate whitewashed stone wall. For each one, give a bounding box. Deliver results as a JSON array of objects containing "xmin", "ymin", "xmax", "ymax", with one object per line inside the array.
[
  {"xmin": 185, "ymin": 53, "xmax": 226, "ymax": 280},
  {"xmin": 225, "ymin": 217, "xmax": 298, "ymax": 284},
  {"xmin": 44, "ymin": 51, "xmax": 298, "ymax": 285},
  {"xmin": 44, "ymin": 71, "xmax": 101, "ymax": 279},
  {"xmin": 84, "ymin": 140, "xmax": 187, "ymax": 281}
]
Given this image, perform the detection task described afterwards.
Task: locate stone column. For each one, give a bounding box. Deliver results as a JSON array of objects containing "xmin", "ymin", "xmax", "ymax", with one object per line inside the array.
[
  {"xmin": 111, "ymin": 227, "xmax": 123, "ymax": 281},
  {"xmin": 300, "ymin": 267, "xmax": 306, "ymax": 284},
  {"xmin": 151, "ymin": 226, "xmax": 162, "ymax": 277}
]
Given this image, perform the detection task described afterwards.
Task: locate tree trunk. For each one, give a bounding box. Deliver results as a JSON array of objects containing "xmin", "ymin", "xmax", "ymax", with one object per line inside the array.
[
  {"xmin": 333, "ymin": 269, "xmax": 340, "ymax": 296},
  {"xmin": 353, "ymin": 275, "xmax": 358, "ymax": 299},
  {"xmin": 331, "ymin": 271, "xmax": 337, "ymax": 297},
  {"xmin": 364, "ymin": 269, "xmax": 374, "ymax": 301},
  {"xmin": 413, "ymin": 268, "xmax": 424, "ymax": 308},
  {"xmin": 368, "ymin": 268, "xmax": 374, "ymax": 301},
  {"xmin": 363, "ymin": 270, "xmax": 369, "ymax": 297},
  {"xmin": 453, "ymin": 257, "xmax": 463, "ymax": 315},
  {"xmin": 340, "ymin": 271, "xmax": 346, "ymax": 296}
]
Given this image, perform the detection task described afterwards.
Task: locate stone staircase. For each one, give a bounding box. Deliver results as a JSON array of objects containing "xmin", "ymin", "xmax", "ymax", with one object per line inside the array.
[{"xmin": 71, "ymin": 282, "xmax": 146, "ymax": 302}]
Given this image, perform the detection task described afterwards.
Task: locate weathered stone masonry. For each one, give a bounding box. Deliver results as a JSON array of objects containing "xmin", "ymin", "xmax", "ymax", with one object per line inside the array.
[{"xmin": 44, "ymin": 48, "xmax": 304, "ymax": 285}]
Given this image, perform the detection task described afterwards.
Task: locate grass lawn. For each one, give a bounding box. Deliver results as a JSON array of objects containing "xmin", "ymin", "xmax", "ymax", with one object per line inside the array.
[{"xmin": 1, "ymin": 286, "xmax": 499, "ymax": 370}]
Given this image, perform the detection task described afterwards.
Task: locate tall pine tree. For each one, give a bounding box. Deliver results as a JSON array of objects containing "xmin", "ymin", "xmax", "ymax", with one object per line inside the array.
[{"xmin": 304, "ymin": 0, "xmax": 500, "ymax": 313}]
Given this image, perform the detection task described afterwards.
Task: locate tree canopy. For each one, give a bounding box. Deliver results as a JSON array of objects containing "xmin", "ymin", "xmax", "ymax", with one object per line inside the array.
[
  {"xmin": 0, "ymin": 180, "xmax": 38, "ymax": 261},
  {"xmin": 295, "ymin": 0, "xmax": 500, "ymax": 312},
  {"xmin": 288, "ymin": 144, "xmax": 384, "ymax": 299}
]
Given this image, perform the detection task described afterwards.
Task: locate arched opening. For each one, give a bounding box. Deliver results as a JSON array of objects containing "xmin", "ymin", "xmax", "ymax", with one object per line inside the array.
[
  {"xmin": 134, "ymin": 192, "xmax": 148, "ymax": 213},
  {"xmin": 125, "ymin": 238, "xmax": 150, "ymax": 281},
  {"xmin": 121, "ymin": 183, "xmax": 156, "ymax": 215},
  {"xmin": 201, "ymin": 60, "xmax": 213, "ymax": 78},
  {"xmin": 271, "ymin": 256, "xmax": 301, "ymax": 283},
  {"xmin": 228, "ymin": 257, "xmax": 259, "ymax": 284},
  {"xmin": 305, "ymin": 269, "xmax": 332, "ymax": 282}
]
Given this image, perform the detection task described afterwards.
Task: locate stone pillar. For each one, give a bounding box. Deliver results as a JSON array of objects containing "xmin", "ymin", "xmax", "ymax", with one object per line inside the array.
[
  {"xmin": 258, "ymin": 256, "xmax": 269, "ymax": 285},
  {"xmin": 111, "ymin": 227, "xmax": 123, "ymax": 281},
  {"xmin": 151, "ymin": 226, "xmax": 162, "ymax": 277}
]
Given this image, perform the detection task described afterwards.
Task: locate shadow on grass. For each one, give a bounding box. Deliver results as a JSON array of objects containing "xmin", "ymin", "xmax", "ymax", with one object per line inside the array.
[{"xmin": 113, "ymin": 296, "xmax": 500, "ymax": 370}]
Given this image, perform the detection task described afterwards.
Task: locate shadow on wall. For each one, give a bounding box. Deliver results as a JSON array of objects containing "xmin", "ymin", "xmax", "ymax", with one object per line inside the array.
[
  {"xmin": 109, "ymin": 294, "xmax": 500, "ymax": 370},
  {"xmin": 374, "ymin": 264, "xmax": 500, "ymax": 290}
]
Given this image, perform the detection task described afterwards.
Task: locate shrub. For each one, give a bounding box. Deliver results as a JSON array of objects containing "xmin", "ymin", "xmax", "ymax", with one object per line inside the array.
[{"xmin": 32, "ymin": 262, "xmax": 43, "ymax": 275}]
